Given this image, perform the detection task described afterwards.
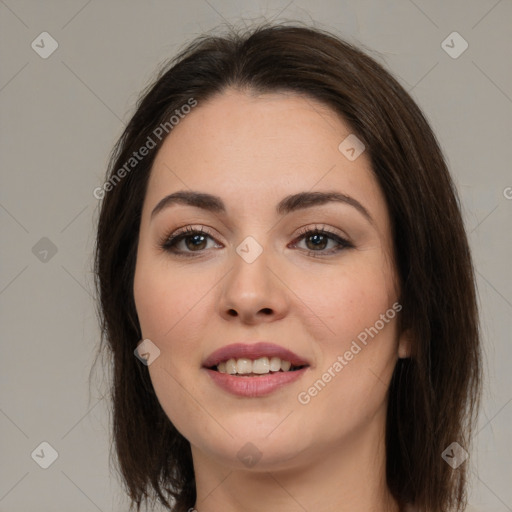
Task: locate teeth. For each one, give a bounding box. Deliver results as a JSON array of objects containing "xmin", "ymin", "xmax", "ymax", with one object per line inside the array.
[
  {"xmin": 252, "ymin": 357, "xmax": 270, "ymax": 374},
  {"xmin": 216, "ymin": 357, "xmax": 299, "ymax": 375},
  {"xmin": 225, "ymin": 359, "xmax": 237, "ymax": 374},
  {"xmin": 269, "ymin": 356, "xmax": 281, "ymax": 372},
  {"xmin": 236, "ymin": 358, "xmax": 252, "ymax": 374},
  {"xmin": 280, "ymin": 359, "xmax": 291, "ymax": 371}
]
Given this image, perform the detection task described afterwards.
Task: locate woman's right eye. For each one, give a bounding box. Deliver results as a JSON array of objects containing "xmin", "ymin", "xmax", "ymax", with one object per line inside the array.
[{"xmin": 159, "ymin": 227, "xmax": 222, "ymax": 256}]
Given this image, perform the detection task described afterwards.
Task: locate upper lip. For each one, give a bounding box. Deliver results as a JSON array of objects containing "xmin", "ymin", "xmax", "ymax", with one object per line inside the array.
[{"xmin": 203, "ymin": 342, "xmax": 310, "ymax": 368}]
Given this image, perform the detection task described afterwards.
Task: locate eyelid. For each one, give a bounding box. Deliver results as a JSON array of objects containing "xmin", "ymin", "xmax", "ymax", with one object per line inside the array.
[{"xmin": 293, "ymin": 223, "xmax": 350, "ymax": 243}]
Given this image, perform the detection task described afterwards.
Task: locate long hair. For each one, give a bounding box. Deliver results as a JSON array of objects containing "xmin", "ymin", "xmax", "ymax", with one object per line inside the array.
[{"xmin": 94, "ymin": 21, "xmax": 482, "ymax": 512}]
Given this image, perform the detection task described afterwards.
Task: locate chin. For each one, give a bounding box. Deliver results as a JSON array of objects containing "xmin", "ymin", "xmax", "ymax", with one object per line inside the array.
[{"xmin": 191, "ymin": 421, "xmax": 314, "ymax": 472}]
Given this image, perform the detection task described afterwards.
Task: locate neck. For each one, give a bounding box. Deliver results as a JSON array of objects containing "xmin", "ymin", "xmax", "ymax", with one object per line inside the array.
[{"xmin": 191, "ymin": 405, "xmax": 400, "ymax": 512}]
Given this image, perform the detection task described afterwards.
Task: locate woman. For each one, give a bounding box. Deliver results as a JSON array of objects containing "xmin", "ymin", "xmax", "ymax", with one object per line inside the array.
[{"xmin": 95, "ymin": 22, "xmax": 482, "ymax": 512}]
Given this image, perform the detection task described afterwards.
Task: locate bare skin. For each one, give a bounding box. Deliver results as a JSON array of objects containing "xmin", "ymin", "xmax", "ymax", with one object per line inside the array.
[{"xmin": 133, "ymin": 88, "xmax": 411, "ymax": 512}]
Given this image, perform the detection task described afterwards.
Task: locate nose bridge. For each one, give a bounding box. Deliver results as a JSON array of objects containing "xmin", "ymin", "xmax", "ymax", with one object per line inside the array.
[
  {"xmin": 229, "ymin": 234, "xmax": 272, "ymax": 300},
  {"xmin": 218, "ymin": 232, "xmax": 288, "ymax": 322}
]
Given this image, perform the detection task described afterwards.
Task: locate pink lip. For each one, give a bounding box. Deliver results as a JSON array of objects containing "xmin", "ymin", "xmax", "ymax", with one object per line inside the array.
[
  {"xmin": 205, "ymin": 367, "xmax": 309, "ymax": 397},
  {"xmin": 202, "ymin": 342, "xmax": 310, "ymax": 368}
]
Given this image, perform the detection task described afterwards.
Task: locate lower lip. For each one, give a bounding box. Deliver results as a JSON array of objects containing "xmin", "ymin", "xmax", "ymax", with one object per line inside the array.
[{"xmin": 204, "ymin": 367, "xmax": 308, "ymax": 397}]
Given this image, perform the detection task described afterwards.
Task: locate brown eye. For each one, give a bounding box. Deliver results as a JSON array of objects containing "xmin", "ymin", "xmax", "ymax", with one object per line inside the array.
[
  {"xmin": 291, "ymin": 227, "xmax": 353, "ymax": 257},
  {"xmin": 304, "ymin": 232, "xmax": 329, "ymax": 251},
  {"xmin": 183, "ymin": 233, "xmax": 208, "ymax": 251},
  {"xmin": 160, "ymin": 227, "xmax": 221, "ymax": 255}
]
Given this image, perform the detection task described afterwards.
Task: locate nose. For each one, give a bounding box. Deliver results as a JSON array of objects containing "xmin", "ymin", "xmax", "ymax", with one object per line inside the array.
[{"xmin": 218, "ymin": 244, "xmax": 290, "ymax": 325}]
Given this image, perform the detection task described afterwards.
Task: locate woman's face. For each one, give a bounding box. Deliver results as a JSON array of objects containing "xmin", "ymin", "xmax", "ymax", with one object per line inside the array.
[{"xmin": 133, "ymin": 89, "xmax": 409, "ymax": 471}]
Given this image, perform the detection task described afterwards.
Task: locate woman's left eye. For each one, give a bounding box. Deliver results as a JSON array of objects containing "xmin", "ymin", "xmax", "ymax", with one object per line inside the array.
[
  {"xmin": 290, "ymin": 227, "xmax": 353, "ymax": 256},
  {"xmin": 159, "ymin": 225, "xmax": 352, "ymax": 257}
]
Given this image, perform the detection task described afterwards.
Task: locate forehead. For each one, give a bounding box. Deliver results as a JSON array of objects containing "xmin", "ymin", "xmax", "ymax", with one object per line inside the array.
[{"xmin": 144, "ymin": 89, "xmax": 387, "ymax": 222}]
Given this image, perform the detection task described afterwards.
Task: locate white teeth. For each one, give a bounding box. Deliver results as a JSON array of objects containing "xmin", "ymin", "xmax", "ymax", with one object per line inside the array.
[
  {"xmin": 225, "ymin": 358, "xmax": 237, "ymax": 374},
  {"xmin": 236, "ymin": 358, "xmax": 252, "ymax": 374},
  {"xmin": 252, "ymin": 357, "xmax": 270, "ymax": 374},
  {"xmin": 269, "ymin": 356, "xmax": 281, "ymax": 372},
  {"xmin": 216, "ymin": 356, "xmax": 299, "ymax": 375}
]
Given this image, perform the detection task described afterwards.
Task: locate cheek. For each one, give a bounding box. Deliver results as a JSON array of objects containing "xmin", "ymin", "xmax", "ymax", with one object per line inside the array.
[
  {"xmin": 133, "ymin": 257, "xmax": 214, "ymax": 395},
  {"xmin": 148, "ymin": 361, "xmax": 217, "ymax": 448},
  {"xmin": 134, "ymin": 259, "xmax": 213, "ymax": 439},
  {"xmin": 133, "ymin": 255, "xmax": 210, "ymax": 341},
  {"xmin": 291, "ymin": 256, "xmax": 399, "ymax": 406},
  {"xmin": 290, "ymin": 258, "xmax": 396, "ymax": 343}
]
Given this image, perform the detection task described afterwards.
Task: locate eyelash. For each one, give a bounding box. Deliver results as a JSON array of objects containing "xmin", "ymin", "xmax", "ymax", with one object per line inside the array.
[{"xmin": 158, "ymin": 224, "xmax": 353, "ymax": 258}]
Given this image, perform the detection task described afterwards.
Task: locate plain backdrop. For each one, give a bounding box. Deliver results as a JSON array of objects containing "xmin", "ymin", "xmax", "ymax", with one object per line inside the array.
[{"xmin": 0, "ymin": 1, "xmax": 511, "ymax": 511}]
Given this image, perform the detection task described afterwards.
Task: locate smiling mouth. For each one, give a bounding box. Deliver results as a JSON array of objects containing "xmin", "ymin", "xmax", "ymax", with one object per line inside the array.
[{"xmin": 208, "ymin": 356, "xmax": 308, "ymax": 376}]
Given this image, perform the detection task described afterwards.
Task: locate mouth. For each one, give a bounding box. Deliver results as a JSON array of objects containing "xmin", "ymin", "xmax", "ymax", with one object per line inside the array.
[{"xmin": 202, "ymin": 342, "xmax": 310, "ymax": 397}]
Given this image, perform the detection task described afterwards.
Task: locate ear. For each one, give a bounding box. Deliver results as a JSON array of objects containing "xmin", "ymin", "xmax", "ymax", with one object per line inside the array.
[{"xmin": 397, "ymin": 328, "xmax": 413, "ymax": 359}]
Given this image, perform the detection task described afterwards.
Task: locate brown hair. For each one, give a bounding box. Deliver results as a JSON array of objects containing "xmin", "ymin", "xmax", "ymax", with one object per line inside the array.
[{"xmin": 94, "ymin": 21, "xmax": 482, "ymax": 512}]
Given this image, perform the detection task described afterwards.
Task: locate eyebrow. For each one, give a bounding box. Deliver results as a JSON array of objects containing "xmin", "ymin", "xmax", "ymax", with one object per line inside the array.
[{"xmin": 150, "ymin": 190, "xmax": 373, "ymax": 224}]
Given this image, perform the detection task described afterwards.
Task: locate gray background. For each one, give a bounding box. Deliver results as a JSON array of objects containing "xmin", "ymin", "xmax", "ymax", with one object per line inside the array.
[{"xmin": 0, "ymin": 1, "xmax": 511, "ymax": 511}]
